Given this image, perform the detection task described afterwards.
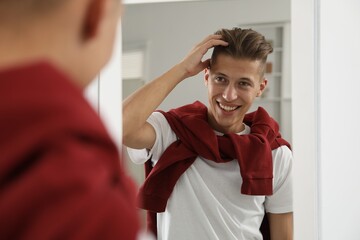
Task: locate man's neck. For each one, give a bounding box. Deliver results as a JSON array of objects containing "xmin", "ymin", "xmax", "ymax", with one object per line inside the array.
[
  {"xmin": 207, "ymin": 112, "xmax": 246, "ymax": 134},
  {"xmin": 0, "ymin": 32, "xmax": 88, "ymax": 89}
]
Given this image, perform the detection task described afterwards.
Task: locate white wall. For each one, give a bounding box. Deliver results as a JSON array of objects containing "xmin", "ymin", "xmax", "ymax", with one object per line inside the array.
[
  {"xmin": 318, "ymin": 0, "xmax": 360, "ymax": 239},
  {"xmin": 293, "ymin": 0, "xmax": 360, "ymax": 239}
]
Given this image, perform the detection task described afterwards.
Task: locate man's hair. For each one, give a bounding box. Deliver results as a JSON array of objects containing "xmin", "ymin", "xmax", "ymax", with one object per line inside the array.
[{"xmin": 211, "ymin": 27, "xmax": 273, "ymax": 77}]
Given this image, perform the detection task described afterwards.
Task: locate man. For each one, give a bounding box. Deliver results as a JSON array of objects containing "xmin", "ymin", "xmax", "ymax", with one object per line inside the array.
[
  {"xmin": 123, "ymin": 28, "xmax": 293, "ymax": 239},
  {"xmin": 0, "ymin": 0, "xmax": 139, "ymax": 239}
]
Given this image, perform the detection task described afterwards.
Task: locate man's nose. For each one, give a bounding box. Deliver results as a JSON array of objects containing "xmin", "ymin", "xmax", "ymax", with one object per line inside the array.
[{"xmin": 222, "ymin": 85, "xmax": 237, "ymax": 102}]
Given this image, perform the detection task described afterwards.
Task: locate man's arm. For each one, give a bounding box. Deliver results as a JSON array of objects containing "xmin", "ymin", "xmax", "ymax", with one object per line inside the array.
[
  {"xmin": 268, "ymin": 212, "xmax": 293, "ymax": 240},
  {"xmin": 122, "ymin": 35, "xmax": 228, "ymax": 150}
]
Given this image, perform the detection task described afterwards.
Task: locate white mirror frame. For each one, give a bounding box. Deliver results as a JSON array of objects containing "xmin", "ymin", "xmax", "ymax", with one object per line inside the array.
[
  {"xmin": 292, "ymin": 0, "xmax": 318, "ymax": 239},
  {"xmin": 293, "ymin": 0, "xmax": 360, "ymax": 239}
]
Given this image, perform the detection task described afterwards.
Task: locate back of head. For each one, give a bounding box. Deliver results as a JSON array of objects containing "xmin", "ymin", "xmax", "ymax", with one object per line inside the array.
[
  {"xmin": 0, "ymin": 0, "xmax": 122, "ymax": 88},
  {"xmin": 0, "ymin": 0, "xmax": 66, "ymax": 21},
  {"xmin": 211, "ymin": 28, "xmax": 273, "ymax": 76}
]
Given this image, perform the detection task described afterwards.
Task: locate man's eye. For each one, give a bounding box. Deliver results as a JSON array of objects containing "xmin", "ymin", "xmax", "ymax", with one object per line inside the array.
[
  {"xmin": 239, "ymin": 81, "xmax": 250, "ymax": 87},
  {"xmin": 239, "ymin": 82, "xmax": 250, "ymax": 86},
  {"xmin": 215, "ymin": 77, "xmax": 226, "ymax": 82}
]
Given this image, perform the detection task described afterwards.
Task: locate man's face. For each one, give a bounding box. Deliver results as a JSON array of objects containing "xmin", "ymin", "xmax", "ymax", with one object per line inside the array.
[{"xmin": 204, "ymin": 54, "xmax": 267, "ymax": 133}]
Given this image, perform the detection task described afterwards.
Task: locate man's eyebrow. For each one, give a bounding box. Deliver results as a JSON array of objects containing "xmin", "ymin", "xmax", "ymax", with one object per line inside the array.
[
  {"xmin": 239, "ymin": 77, "xmax": 253, "ymax": 82},
  {"xmin": 212, "ymin": 71, "xmax": 254, "ymax": 82},
  {"xmin": 213, "ymin": 72, "xmax": 228, "ymax": 77}
]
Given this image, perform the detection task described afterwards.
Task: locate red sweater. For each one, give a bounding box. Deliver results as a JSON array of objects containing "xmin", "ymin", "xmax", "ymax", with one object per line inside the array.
[
  {"xmin": 138, "ymin": 101, "xmax": 291, "ymax": 213},
  {"xmin": 0, "ymin": 62, "xmax": 139, "ymax": 240}
]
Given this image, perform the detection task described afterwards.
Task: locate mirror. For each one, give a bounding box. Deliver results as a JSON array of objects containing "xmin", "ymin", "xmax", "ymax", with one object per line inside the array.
[{"xmin": 121, "ymin": 0, "xmax": 291, "ymax": 186}]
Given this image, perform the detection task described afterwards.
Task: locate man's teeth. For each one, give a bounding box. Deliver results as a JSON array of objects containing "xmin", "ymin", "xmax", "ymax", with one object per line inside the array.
[{"xmin": 219, "ymin": 103, "xmax": 237, "ymax": 111}]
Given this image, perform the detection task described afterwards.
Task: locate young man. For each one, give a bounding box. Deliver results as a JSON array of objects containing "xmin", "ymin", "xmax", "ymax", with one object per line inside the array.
[
  {"xmin": 0, "ymin": 0, "xmax": 140, "ymax": 239},
  {"xmin": 123, "ymin": 28, "xmax": 293, "ymax": 239}
]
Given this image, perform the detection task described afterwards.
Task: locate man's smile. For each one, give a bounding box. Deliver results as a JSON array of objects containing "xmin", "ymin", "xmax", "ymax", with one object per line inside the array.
[{"xmin": 217, "ymin": 101, "xmax": 240, "ymax": 112}]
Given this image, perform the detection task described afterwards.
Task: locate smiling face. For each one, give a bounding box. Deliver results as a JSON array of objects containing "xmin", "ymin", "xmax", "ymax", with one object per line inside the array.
[{"xmin": 204, "ymin": 54, "xmax": 267, "ymax": 133}]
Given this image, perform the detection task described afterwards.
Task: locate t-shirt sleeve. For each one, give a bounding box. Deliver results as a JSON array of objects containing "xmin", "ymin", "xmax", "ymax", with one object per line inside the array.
[
  {"xmin": 264, "ymin": 145, "xmax": 293, "ymax": 214},
  {"xmin": 127, "ymin": 112, "xmax": 177, "ymax": 166}
]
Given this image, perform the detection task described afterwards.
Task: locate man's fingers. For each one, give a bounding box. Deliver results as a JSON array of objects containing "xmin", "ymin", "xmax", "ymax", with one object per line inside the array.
[
  {"xmin": 201, "ymin": 58, "xmax": 211, "ymax": 70},
  {"xmin": 196, "ymin": 38, "xmax": 228, "ymax": 56},
  {"xmin": 196, "ymin": 34, "xmax": 222, "ymax": 46},
  {"xmin": 192, "ymin": 34, "xmax": 228, "ymax": 58},
  {"xmin": 204, "ymin": 38, "xmax": 229, "ymax": 49},
  {"xmin": 181, "ymin": 35, "xmax": 228, "ymax": 77}
]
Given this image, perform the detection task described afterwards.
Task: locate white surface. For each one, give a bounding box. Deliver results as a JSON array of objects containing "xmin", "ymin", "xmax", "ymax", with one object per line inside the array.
[
  {"xmin": 291, "ymin": 0, "xmax": 318, "ymax": 239},
  {"xmin": 318, "ymin": 0, "xmax": 360, "ymax": 239},
  {"xmin": 98, "ymin": 24, "xmax": 123, "ymax": 149},
  {"xmin": 84, "ymin": 76, "xmax": 99, "ymax": 112},
  {"xmin": 84, "ymin": 23, "xmax": 123, "ymax": 150},
  {"xmin": 292, "ymin": 0, "xmax": 360, "ymax": 239}
]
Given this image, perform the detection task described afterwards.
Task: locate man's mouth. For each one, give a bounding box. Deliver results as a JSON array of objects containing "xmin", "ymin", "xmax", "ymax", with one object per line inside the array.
[{"xmin": 218, "ymin": 102, "xmax": 239, "ymax": 112}]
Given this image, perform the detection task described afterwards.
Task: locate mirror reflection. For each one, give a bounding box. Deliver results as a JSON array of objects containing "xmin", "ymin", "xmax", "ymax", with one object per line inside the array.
[{"xmin": 122, "ymin": 0, "xmax": 291, "ymax": 239}]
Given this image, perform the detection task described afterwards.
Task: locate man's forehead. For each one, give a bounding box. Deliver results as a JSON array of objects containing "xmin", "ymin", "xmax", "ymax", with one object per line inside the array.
[
  {"xmin": 211, "ymin": 55, "xmax": 261, "ymax": 70},
  {"xmin": 209, "ymin": 56, "xmax": 263, "ymax": 81}
]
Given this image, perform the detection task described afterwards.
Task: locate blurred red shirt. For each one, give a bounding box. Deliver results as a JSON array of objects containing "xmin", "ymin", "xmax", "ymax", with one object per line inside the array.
[{"xmin": 0, "ymin": 62, "xmax": 140, "ymax": 240}]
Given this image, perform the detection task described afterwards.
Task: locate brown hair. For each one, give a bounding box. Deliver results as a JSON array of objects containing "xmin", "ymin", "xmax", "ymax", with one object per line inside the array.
[{"xmin": 211, "ymin": 27, "xmax": 273, "ymax": 76}]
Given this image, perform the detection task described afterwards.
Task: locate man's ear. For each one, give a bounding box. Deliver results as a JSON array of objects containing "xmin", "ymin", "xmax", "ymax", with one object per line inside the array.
[
  {"xmin": 256, "ymin": 78, "xmax": 268, "ymax": 97},
  {"xmin": 82, "ymin": 0, "xmax": 104, "ymax": 40},
  {"xmin": 204, "ymin": 67, "xmax": 210, "ymax": 86}
]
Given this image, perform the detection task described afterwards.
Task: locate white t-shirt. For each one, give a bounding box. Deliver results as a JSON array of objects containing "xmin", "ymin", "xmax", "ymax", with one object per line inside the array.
[{"xmin": 128, "ymin": 112, "xmax": 293, "ymax": 240}]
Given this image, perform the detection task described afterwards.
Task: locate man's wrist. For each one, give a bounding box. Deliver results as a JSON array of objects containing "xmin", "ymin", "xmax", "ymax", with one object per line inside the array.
[{"xmin": 170, "ymin": 63, "xmax": 189, "ymax": 83}]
